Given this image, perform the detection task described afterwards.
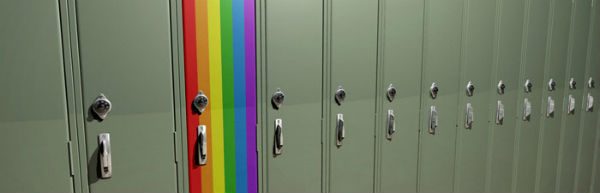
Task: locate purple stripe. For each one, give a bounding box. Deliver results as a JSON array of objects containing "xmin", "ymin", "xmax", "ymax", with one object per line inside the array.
[{"xmin": 244, "ymin": 0, "xmax": 257, "ymax": 192}]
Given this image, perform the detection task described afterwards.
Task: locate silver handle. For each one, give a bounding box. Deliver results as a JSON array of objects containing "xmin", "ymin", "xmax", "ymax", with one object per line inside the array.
[
  {"xmin": 274, "ymin": 119, "xmax": 283, "ymax": 155},
  {"xmin": 547, "ymin": 96, "xmax": 555, "ymax": 118},
  {"xmin": 465, "ymin": 103, "xmax": 474, "ymax": 129},
  {"xmin": 197, "ymin": 125, "xmax": 208, "ymax": 165},
  {"xmin": 429, "ymin": 106, "xmax": 438, "ymax": 134},
  {"xmin": 386, "ymin": 110, "xmax": 395, "ymax": 139},
  {"xmin": 98, "ymin": 133, "xmax": 112, "ymax": 179},
  {"xmin": 568, "ymin": 95, "xmax": 576, "ymax": 114},
  {"xmin": 587, "ymin": 93, "xmax": 594, "ymax": 112},
  {"xmin": 336, "ymin": 114, "xmax": 345, "ymax": 146},
  {"xmin": 496, "ymin": 100, "xmax": 505, "ymax": 125},
  {"xmin": 523, "ymin": 98, "xmax": 532, "ymax": 121}
]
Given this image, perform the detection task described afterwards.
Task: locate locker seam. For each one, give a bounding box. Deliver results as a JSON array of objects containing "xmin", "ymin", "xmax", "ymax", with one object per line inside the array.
[
  {"xmin": 452, "ymin": 0, "xmax": 469, "ymax": 191},
  {"xmin": 416, "ymin": 0, "xmax": 428, "ymax": 192}
]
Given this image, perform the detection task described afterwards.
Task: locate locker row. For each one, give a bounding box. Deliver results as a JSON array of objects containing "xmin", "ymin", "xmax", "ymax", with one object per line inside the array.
[{"xmin": 2, "ymin": 0, "xmax": 600, "ymax": 192}]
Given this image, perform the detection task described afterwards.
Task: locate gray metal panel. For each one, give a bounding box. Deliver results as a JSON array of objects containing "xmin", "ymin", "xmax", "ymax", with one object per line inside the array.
[
  {"xmin": 512, "ymin": 0, "xmax": 551, "ymax": 192},
  {"xmin": 535, "ymin": 1, "xmax": 573, "ymax": 192},
  {"xmin": 485, "ymin": 0, "xmax": 526, "ymax": 192},
  {"xmin": 378, "ymin": 0, "xmax": 424, "ymax": 192},
  {"xmin": 0, "ymin": 1, "xmax": 74, "ymax": 192},
  {"xmin": 262, "ymin": 0, "xmax": 323, "ymax": 191},
  {"xmin": 418, "ymin": 0, "xmax": 463, "ymax": 192},
  {"xmin": 75, "ymin": 0, "xmax": 178, "ymax": 192},
  {"xmin": 556, "ymin": 0, "xmax": 592, "ymax": 192},
  {"xmin": 328, "ymin": 0, "xmax": 379, "ymax": 192},
  {"xmin": 453, "ymin": 1, "xmax": 496, "ymax": 192}
]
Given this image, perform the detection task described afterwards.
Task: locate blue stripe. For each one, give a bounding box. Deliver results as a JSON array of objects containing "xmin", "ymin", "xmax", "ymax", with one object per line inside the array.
[{"xmin": 232, "ymin": 0, "xmax": 248, "ymax": 191}]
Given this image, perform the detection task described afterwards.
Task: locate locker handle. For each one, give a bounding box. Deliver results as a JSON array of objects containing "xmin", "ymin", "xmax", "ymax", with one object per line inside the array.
[
  {"xmin": 98, "ymin": 133, "xmax": 112, "ymax": 179},
  {"xmin": 587, "ymin": 93, "xmax": 594, "ymax": 112},
  {"xmin": 465, "ymin": 103, "xmax": 474, "ymax": 129},
  {"xmin": 547, "ymin": 96, "xmax": 555, "ymax": 118},
  {"xmin": 274, "ymin": 119, "xmax": 283, "ymax": 155},
  {"xmin": 197, "ymin": 125, "xmax": 208, "ymax": 165},
  {"xmin": 336, "ymin": 114, "xmax": 345, "ymax": 147},
  {"xmin": 523, "ymin": 98, "xmax": 532, "ymax": 121},
  {"xmin": 428, "ymin": 106, "xmax": 438, "ymax": 134},
  {"xmin": 496, "ymin": 100, "xmax": 505, "ymax": 125},
  {"xmin": 386, "ymin": 110, "xmax": 395, "ymax": 139}
]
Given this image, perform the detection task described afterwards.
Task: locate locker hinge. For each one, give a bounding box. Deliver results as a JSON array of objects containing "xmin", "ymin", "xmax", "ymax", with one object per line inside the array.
[{"xmin": 67, "ymin": 141, "xmax": 75, "ymax": 177}]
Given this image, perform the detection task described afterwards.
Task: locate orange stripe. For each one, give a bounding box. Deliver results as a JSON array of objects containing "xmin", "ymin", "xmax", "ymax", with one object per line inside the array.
[{"xmin": 196, "ymin": 0, "xmax": 213, "ymax": 192}]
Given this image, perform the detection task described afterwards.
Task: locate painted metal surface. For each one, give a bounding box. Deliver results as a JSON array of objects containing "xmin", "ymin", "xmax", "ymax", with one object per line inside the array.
[
  {"xmin": 556, "ymin": 0, "xmax": 592, "ymax": 192},
  {"xmin": 485, "ymin": 0, "xmax": 526, "ymax": 192},
  {"xmin": 378, "ymin": 0, "xmax": 423, "ymax": 192},
  {"xmin": 535, "ymin": 1, "xmax": 573, "ymax": 192},
  {"xmin": 75, "ymin": 0, "xmax": 178, "ymax": 192},
  {"xmin": 0, "ymin": 1, "xmax": 74, "ymax": 192},
  {"xmin": 260, "ymin": 0, "xmax": 323, "ymax": 192},
  {"xmin": 512, "ymin": 0, "xmax": 550, "ymax": 192},
  {"xmin": 182, "ymin": 0, "xmax": 257, "ymax": 192},
  {"xmin": 453, "ymin": 1, "xmax": 496, "ymax": 192},
  {"xmin": 418, "ymin": 1, "xmax": 463, "ymax": 192},
  {"xmin": 328, "ymin": 0, "xmax": 378, "ymax": 192}
]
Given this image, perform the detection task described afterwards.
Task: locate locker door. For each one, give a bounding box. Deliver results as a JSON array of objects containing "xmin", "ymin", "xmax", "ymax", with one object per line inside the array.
[
  {"xmin": 574, "ymin": 2, "xmax": 600, "ymax": 192},
  {"xmin": 378, "ymin": 0, "xmax": 423, "ymax": 192},
  {"xmin": 512, "ymin": 0, "xmax": 551, "ymax": 192},
  {"xmin": 328, "ymin": 0, "xmax": 378, "ymax": 192},
  {"xmin": 486, "ymin": 0, "xmax": 526, "ymax": 192},
  {"xmin": 418, "ymin": 0, "xmax": 463, "ymax": 192},
  {"xmin": 453, "ymin": 1, "xmax": 496, "ymax": 192},
  {"xmin": 0, "ymin": 1, "xmax": 75, "ymax": 192},
  {"xmin": 76, "ymin": 0, "xmax": 178, "ymax": 192},
  {"xmin": 536, "ymin": 1, "xmax": 573, "ymax": 192},
  {"xmin": 261, "ymin": 0, "xmax": 323, "ymax": 192},
  {"xmin": 556, "ymin": 0, "xmax": 592, "ymax": 192}
]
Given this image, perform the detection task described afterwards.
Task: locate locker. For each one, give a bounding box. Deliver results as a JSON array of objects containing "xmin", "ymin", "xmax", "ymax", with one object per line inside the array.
[
  {"xmin": 328, "ymin": 0, "xmax": 378, "ymax": 192},
  {"xmin": 377, "ymin": 0, "xmax": 423, "ymax": 192},
  {"xmin": 75, "ymin": 0, "xmax": 179, "ymax": 192},
  {"xmin": 535, "ymin": 1, "xmax": 573, "ymax": 192},
  {"xmin": 512, "ymin": 0, "xmax": 551, "ymax": 192},
  {"xmin": 485, "ymin": 0, "xmax": 526, "ymax": 192},
  {"xmin": 452, "ymin": 1, "xmax": 496, "ymax": 192},
  {"xmin": 259, "ymin": 0, "xmax": 323, "ymax": 192},
  {"xmin": 574, "ymin": 2, "xmax": 600, "ymax": 192},
  {"xmin": 556, "ymin": 0, "xmax": 592, "ymax": 192},
  {"xmin": 418, "ymin": 0, "xmax": 463, "ymax": 192},
  {"xmin": 0, "ymin": 1, "xmax": 76, "ymax": 192}
]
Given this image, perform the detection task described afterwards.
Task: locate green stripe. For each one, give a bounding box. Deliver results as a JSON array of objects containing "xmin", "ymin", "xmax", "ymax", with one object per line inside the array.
[{"xmin": 221, "ymin": 0, "xmax": 236, "ymax": 191}]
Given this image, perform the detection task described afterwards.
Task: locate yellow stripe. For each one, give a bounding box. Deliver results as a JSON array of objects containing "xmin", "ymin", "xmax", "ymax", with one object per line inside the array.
[{"xmin": 207, "ymin": 0, "xmax": 225, "ymax": 192}]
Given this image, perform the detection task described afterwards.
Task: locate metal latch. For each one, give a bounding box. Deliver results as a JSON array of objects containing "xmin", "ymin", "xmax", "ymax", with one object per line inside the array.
[
  {"xmin": 430, "ymin": 83, "xmax": 439, "ymax": 99},
  {"xmin": 587, "ymin": 93, "xmax": 594, "ymax": 112},
  {"xmin": 523, "ymin": 98, "xmax": 532, "ymax": 121},
  {"xmin": 466, "ymin": 81, "xmax": 475, "ymax": 97},
  {"xmin": 386, "ymin": 110, "xmax": 395, "ymax": 139},
  {"xmin": 387, "ymin": 84, "xmax": 397, "ymax": 102},
  {"xmin": 98, "ymin": 133, "xmax": 112, "ymax": 179},
  {"xmin": 569, "ymin": 78, "xmax": 577, "ymax": 90},
  {"xmin": 568, "ymin": 94, "xmax": 576, "ymax": 114},
  {"xmin": 197, "ymin": 125, "xmax": 208, "ymax": 165},
  {"xmin": 274, "ymin": 119, "xmax": 283, "ymax": 155},
  {"xmin": 498, "ymin": 81, "xmax": 506, "ymax": 95},
  {"xmin": 465, "ymin": 103, "xmax": 474, "ymax": 129},
  {"xmin": 272, "ymin": 89, "xmax": 285, "ymax": 109},
  {"xmin": 193, "ymin": 91, "xmax": 209, "ymax": 114},
  {"xmin": 496, "ymin": 100, "xmax": 505, "ymax": 125},
  {"xmin": 548, "ymin": 79, "xmax": 557, "ymax": 91},
  {"xmin": 547, "ymin": 96, "xmax": 555, "ymax": 118},
  {"xmin": 428, "ymin": 106, "xmax": 438, "ymax": 134},
  {"xmin": 336, "ymin": 114, "xmax": 345, "ymax": 147},
  {"xmin": 335, "ymin": 86, "xmax": 346, "ymax": 105}
]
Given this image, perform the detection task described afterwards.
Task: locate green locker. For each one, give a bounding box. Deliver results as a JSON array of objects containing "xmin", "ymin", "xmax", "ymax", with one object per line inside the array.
[
  {"xmin": 377, "ymin": 0, "xmax": 423, "ymax": 192},
  {"xmin": 0, "ymin": 1, "xmax": 76, "ymax": 192},
  {"xmin": 574, "ymin": 1, "xmax": 600, "ymax": 191},
  {"xmin": 259, "ymin": 0, "xmax": 323, "ymax": 191},
  {"xmin": 512, "ymin": 0, "xmax": 550, "ymax": 192},
  {"xmin": 535, "ymin": 0, "xmax": 572, "ymax": 192},
  {"xmin": 452, "ymin": 0, "xmax": 495, "ymax": 192},
  {"xmin": 486, "ymin": 0, "xmax": 526, "ymax": 192},
  {"xmin": 75, "ymin": 0, "xmax": 178, "ymax": 192},
  {"xmin": 418, "ymin": 0, "xmax": 463, "ymax": 192},
  {"xmin": 328, "ymin": 0, "xmax": 378, "ymax": 192},
  {"xmin": 556, "ymin": 0, "xmax": 592, "ymax": 192}
]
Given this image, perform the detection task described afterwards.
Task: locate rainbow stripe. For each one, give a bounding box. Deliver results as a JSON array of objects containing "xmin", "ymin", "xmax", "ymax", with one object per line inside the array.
[{"xmin": 183, "ymin": 0, "xmax": 256, "ymax": 192}]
